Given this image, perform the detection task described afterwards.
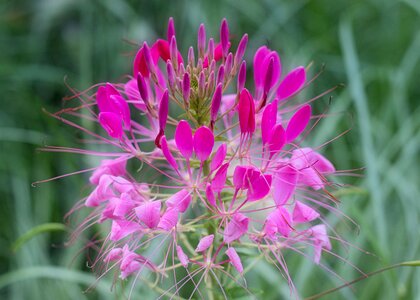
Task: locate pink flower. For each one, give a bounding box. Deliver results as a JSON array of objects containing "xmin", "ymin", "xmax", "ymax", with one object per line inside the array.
[{"xmin": 47, "ymin": 17, "xmax": 352, "ymax": 299}]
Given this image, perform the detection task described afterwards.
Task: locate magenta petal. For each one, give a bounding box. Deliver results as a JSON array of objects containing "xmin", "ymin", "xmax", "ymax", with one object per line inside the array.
[
  {"xmin": 293, "ymin": 201, "xmax": 320, "ymax": 223},
  {"xmin": 211, "ymin": 163, "xmax": 229, "ymax": 192},
  {"xmin": 176, "ymin": 245, "xmax": 189, "ymax": 268},
  {"xmin": 193, "ymin": 126, "xmax": 214, "ymax": 162},
  {"xmin": 160, "ymin": 136, "xmax": 179, "ymax": 172},
  {"xmin": 110, "ymin": 220, "xmax": 140, "ymax": 241},
  {"xmin": 205, "ymin": 184, "xmax": 216, "ymax": 207},
  {"xmin": 85, "ymin": 174, "xmax": 114, "ymax": 207},
  {"xmin": 277, "ymin": 66, "xmax": 306, "ymax": 101},
  {"xmin": 109, "ymin": 95, "xmax": 131, "ymax": 130},
  {"xmin": 223, "ymin": 213, "xmax": 249, "ymax": 243},
  {"xmin": 195, "ymin": 234, "xmax": 214, "ymax": 252},
  {"xmin": 99, "ymin": 112, "xmax": 123, "ymax": 139},
  {"xmin": 271, "ymin": 207, "xmax": 292, "ymax": 237},
  {"xmin": 166, "ymin": 189, "xmax": 191, "ymax": 213},
  {"xmin": 226, "ymin": 247, "xmax": 243, "ymax": 273},
  {"xmin": 233, "ymin": 165, "xmax": 248, "ymax": 190},
  {"xmin": 135, "ymin": 201, "xmax": 161, "ymax": 229},
  {"xmin": 210, "ymin": 144, "xmax": 227, "ymax": 172},
  {"xmin": 261, "ymin": 99, "xmax": 278, "ymax": 144},
  {"xmin": 157, "ymin": 208, "xmax": 179, "ymax": 231},
  {"xmin": 211, "ymin": 83, "xmax": 223, "ymax": 122},
  {"xmin": 133, "ymin": 46, "xmax": 149, "ymax": 78},
  {"xmin": 175, "ymin": 120, "xmax": 193, "ymax": 159},
  {"xmin": 89, "ymin": 157, "xmax": 127, "ymax": 185},
  {"xmin": 247, "ymin": 173, "xmax": 272, "ymax": 201},
  {"xmin": 96, "ymin": 86, "xmax": 112, "ymax": 112},
  {"xmin": 272, "ymin": 165, "xmax": 298, "ymax": 206},
  {"xmin": 253, "ymin": 46, "xmax": 270, "ymax": 90},
  {"xmin": 292, "ymin": 148, "xmax": 335, "ymax": 174},
  {"xmin": 286, "ymin": 104, "xmax": 311, "ymax": 143},
  {"xmin": 268, "ymin": 123, "xmax": 286, "ymax": 155}
]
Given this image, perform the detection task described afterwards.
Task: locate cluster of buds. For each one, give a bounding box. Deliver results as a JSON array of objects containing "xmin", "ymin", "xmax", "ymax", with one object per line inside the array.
[{"xmin": 54, "ymin": 18, "xmax": 347, "ymax": 298}]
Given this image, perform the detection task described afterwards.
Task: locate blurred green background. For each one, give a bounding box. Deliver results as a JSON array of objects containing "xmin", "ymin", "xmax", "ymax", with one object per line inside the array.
[{"xmin": 1, "ymin": 0, "xmax": 420, "ymax": 299}]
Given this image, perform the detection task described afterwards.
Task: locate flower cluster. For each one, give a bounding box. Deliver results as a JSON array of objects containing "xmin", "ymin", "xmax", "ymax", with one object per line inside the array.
[{"xmin": 54, "ymin": 18, "xmax": 346, "ymax": 298}]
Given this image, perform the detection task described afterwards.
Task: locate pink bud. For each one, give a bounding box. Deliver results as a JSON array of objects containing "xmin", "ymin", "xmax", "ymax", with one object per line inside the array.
[
  {"xmin": 211, "ymin": 83, "xmax": 223, "ymax": 123},
  {"xmin": 195, "ymin": 234, "xmax": 214, "ymax": 252},
  {"xmin": 160, "ymin": 135, "xmax": 179, "ymax": 172},
  {"xmin": 175, "ymin": 120, "xmax": 193, "ymax": 159},
  {"xmin": 99, "ymin": 112, "xmax": 123, "ymax": 139},
  {"xmin": 234, "ymin": 34, "xmax": 248, "ymax": 67},
  {"xmin": 293, "ymin": 201, "xmax": 319, "ymax": 223},
  {"xmin": 136, "ymin": 72, "xmax": 149, "ymax": 106},
  {"xmin": 135, "ymin": 201, "xmax": 161, "ymax": 229},
  {"xmin": 285, "ymin": 104, "xmax": 311, "ymax": 142},
  {"xmin": 193, "ymin": 126, "xmax": 214, "ymax": 162},
  {"xmin": 261, "ymin": 99, "xmax": 278, "ymax": 144},
  {"xmin": 142, "ymin": 42, "xmax": 156, "ymax": 76},
  {"xmin": 188, "ymin": 46, "xmax": 195, "ymax": 67},
  {"xmin": 223, "ymin": 213, "xmax": 249, "ymax": 243},
  {"xmin": 206, "ymin": 71, "xmax": 215, "ymax": 97},
  {"xmin": 210, "ymin": 144, "xmax": 227, "ymax": 172},
  {"xmin": 237, "ymin": 61, "xmax": 246, "ymax": 93},
  {"xmin": 220, "ymin": 18, "xmax": 229, "ymax": 57},
  {"xmin": 207, "ymin": 38, "xmax": 215, "ymax": 63},
  {"xmin": 167, "ymin": 17, "xmax": 175, "ymax": 41},
  {"xmin": 277, "ymin": 66, "xmax": 306, "ymax": 101},
  {"xmin": 198, "ymin": 24, "xmax": 206, "ymax": 58},
  {"xmin": 216, "ymin": 65, "xmax": 225, "ymax": 85},
  {"xmin": 182, "ymin": 73, "xmax": 190, "ymax": 104},
  {"xmin": 224, "ymin": 52, "xmax": 233, "ymax": 76},
  {"xmin": 166, "ymin": 189, "xmax": 191, "ymax": 213},
  {"xmin": 263, "ymin": 57, "xmax": 275, "ymax": 97},
  {"xmin": 159, "ymin": 90, "xmax": 169, "ymax": 132},
  {"xmin": 176, "ymin": 245, "xmax": 189, "ymax": 268},
  {"xmin": 238, "ymin": 88, "xmax": 256, "ymax": 134},
  {"xmin": 166, "ymin": 61, "xmax": 176, "ymax": 91},
  {"xmin": 169, "ymin": 36, "xmax": 178, "ymax": 67},
  {"xmin": 226, "ymin": 247, "xmax": 243, "ymax": 273},
  {"xmin": 198, "ymin": 71, "xmax": 206, "ymax": 98}
]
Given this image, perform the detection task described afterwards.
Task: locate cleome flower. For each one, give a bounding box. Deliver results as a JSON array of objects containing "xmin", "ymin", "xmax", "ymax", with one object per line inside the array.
[{"xmin": 46, "ymin": 17, "xmax": 358, "ymax": 299}]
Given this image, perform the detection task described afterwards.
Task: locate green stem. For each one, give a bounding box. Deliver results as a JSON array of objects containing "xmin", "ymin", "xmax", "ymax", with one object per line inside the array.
[{"xmin": 305, "ymin": 260, "xmax": 420, "ymax": 300}]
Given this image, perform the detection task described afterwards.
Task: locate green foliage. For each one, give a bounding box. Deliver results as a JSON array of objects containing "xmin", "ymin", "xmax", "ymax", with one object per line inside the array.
[{"xmin": 1, "ymin": 0, "xmax": 419, "ymax": 299}]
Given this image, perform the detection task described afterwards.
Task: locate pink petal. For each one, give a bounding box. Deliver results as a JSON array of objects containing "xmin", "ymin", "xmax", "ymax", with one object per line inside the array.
[
  {"xmin": 210, "ymin": 144, "xmax": 227, "ymax": 172},
  {"xmin": 160, "ymin": 136, "xmax": 179, "ymax": 172},
  {"xmin": 226, "ymin": 247, "xmax": 243, "ymax": 273},
  {"xmin": 211, "ymin": 83, "xmax": 223, "ymax": 122},
  {"xmin": 89, "ymin": 157, "xmax": 127, "ymax": 185},
  {"xmin": 157, "ymin": 208, "xmax": 179, "ymax": 231},
  {"xmin": 133, "ymin": 46, "xmax": 149, "ymax": 78},
  {"xmin": 175, "ymin": 120, "xmax": 193, "ymax": 159},
  {"xmin": 159, "ymin": 90, "xmax": 169, "ymax": 132},
  {"xmin": 310, "ymin": 224, "xmax": 331, "ymax": 264},
  {"xmin": 104, "ymin": 248, "xmax": 123, "ymax": 263},
  {"xmin": 261, "ymin": 100, "xmax": 278, "ymax": 145},
  {"xmin": 277, "ymin": 66, "xmax": 306, "ymax": 100},
  {"xmin": 113, "ymin": 193, "xmax": 136, "ymax": 217},
  {"xmin": 265, "ymin": 207, "xmax": 292, "ymax": 238},
  {"xmin": 99, "ymin": 112, "xmax": 123, "ymax": 139},
  {"xmin": 135, "ymin": 201, "xmax": 161, "ymax": 229},
  {"xmin": 247, "ymin": 173, "xmax": 272, "ymax": 202},
  {"xmin": 195, "ymin": 234, "xmax": 214, "ymax": 252},
  {"xmin": 253, "ymin": 46, "xmax": 270, "ymax": 90},
  {"xmin": 272, "ymin": 165, "xmax": 298, "ymax": 206},
  {"xmin": 96, "ymin": 86, "xmax": 112, "ymax": 112},
  {"xmin": 85, "ymin": 174, "xmax": 114, "ymax": 207},
  {"xmin": 285, "ymin": 104, "xmax": 311, "ymax": 143},
  {"xmin": 110, "ymin": 220, "xmax": 140, "ymax": 241},
  {"xmin": 211, "ymin": 163, "xmax": 229, "ymax": 192},
  {"xmin": 176, "ymin": 245, "xmax": 189, "ymax": 268},
  {"xmin": 292, "ymin": 148, "xmax": 335, "ymax": 173},
  {"xmin": 205, "ymin": 184, "xmax": 216, "ymax": 207},
  {"xmin": 166, "ymin": 189, "xmax": 191, "ymax": 213},
  {"xmin": 233, "ymin": 165, "xmax": 248, "ymax": 190},
  {"xmin": 293, "ymin": 201, "xmax": 320, "ymax": 223},
  {"xmin": 193, "ymin": 126, "xmax": 214, "ymax": 162},
  {"xmin": 261, "ymin": 51, "xmax": 281, "ymax": 93},
  {"xmin": 109, "ymin": 95, "xmax": 131, "ymax": 130},
  {"xmin": 223, "ymin": 213, "xmax": 249, "ymax": 243},
  {"xmin": 268, "ymin": 123, "xmax": 285, "ymax": 156}
]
